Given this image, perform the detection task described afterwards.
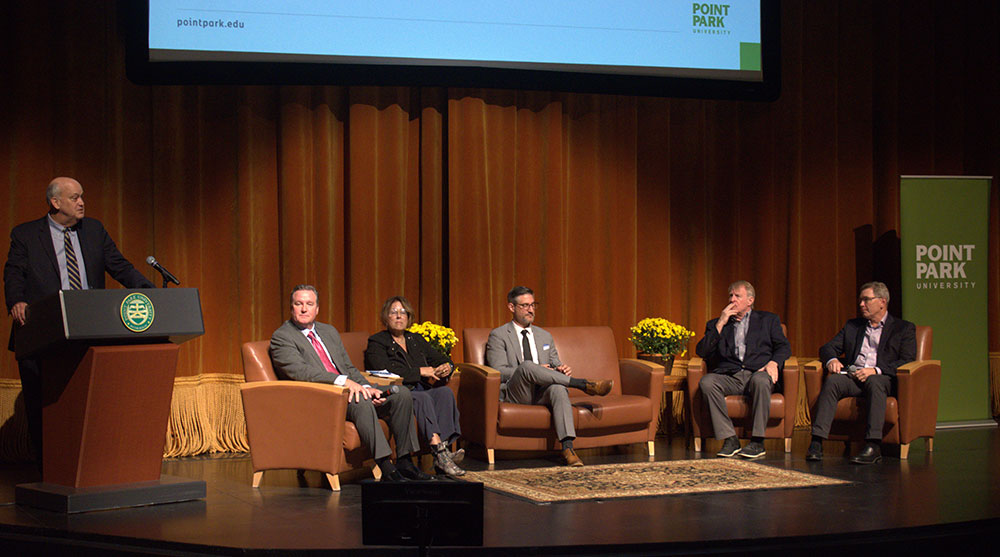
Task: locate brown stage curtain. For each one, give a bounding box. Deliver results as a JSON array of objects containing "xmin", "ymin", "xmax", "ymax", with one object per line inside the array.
[{"xmin": 1, "ymin": 1, "xmax": 998, "ymax": 387}]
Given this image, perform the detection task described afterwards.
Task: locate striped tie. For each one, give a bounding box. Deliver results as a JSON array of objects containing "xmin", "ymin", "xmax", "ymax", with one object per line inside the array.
[{"xmin": 64, "ymin": 228, "xmax": 82, "ymax": 290}]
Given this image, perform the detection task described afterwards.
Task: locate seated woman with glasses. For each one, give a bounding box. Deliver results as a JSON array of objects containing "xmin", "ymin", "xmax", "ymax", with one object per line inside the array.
[{"xmin": 364, "ymin": 295, "xmax": 465, "ymax": 477}]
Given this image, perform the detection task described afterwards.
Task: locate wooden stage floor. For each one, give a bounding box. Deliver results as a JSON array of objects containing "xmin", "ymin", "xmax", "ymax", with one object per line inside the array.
[{"xmin": 0, "ymin": 427, "xmax": 998, "ymax": 555}]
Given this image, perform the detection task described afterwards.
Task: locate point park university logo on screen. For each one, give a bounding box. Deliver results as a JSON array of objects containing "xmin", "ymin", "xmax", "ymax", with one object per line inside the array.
[{"xmin": 692, "ymin": 3, "xmax": 732, "ymax": 35}]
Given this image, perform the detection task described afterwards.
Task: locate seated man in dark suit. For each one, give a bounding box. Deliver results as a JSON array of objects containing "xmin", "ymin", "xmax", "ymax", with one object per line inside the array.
[
  {"xmin": 807, "ymin": 281, "xmax": 916, "ymax": 464},
  {"xmin": 269, "ymin": 284, "xmax": 431, "ymax": 482},
  {"xmin": 4, "ymin": 177, "xmax": 153, "ymax": 467},
  {"xmin": 696, "ymin": 280, "xmax": 791, "ymax": 459}
]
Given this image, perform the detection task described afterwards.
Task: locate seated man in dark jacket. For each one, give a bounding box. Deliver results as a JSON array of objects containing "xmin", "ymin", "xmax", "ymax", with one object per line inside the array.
[
  {"xmin": 806, "ymin": 281, "xmax": 916, "ymax": 464},
  {"xmin": 696, "ymin": 280, "xmax": 790, "ymax": 459}
]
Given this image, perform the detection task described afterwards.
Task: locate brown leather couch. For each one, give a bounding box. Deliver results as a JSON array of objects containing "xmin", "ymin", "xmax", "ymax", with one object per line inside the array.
[
  {"xmin": 240, "ymin": 331, "xmax": 391, "ymax": 490},
  {"xmin": 686, "ymin": 325, "xmax": 799, "ymax": 453},
  {"xmin": 803, "ymin": 325, "xmax": 939, "ymax": 459},
  {"xmin": 458, "ymin": 326, "xmax": 664, "ymax": 464}
]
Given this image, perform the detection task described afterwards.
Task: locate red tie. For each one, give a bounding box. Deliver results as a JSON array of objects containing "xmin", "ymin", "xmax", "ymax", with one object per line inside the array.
[{"xmin": 307, "ymin": 331, "xmax": 340, "ymax": 374}]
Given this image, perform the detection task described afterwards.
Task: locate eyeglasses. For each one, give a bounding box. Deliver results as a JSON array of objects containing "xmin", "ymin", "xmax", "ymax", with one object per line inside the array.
[
  {"xmin": 515, "ymin": 302, "xmax": 539, "ymax": 310},
  {"xmin": 858, "ymin": 296, "xmax": 879, "ymax": 303},
  {"xmin": 388, "ymin": 309, "xmax": 409, "ymax": 316}
]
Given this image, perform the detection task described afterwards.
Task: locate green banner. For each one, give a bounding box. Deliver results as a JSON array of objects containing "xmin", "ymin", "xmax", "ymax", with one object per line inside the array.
[{"xmin": 900, "ymin": 176, "xmax": 992, "ymax": 422}]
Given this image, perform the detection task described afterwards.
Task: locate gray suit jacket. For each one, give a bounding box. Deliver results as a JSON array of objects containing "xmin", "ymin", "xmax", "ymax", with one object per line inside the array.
[
  {"xmin": 486, "ymin": 322, "xmax": 561, "ymax": 382},
  {"xmin": 269, "ymin": 320, "xmax": 369, "ymax": 386}
]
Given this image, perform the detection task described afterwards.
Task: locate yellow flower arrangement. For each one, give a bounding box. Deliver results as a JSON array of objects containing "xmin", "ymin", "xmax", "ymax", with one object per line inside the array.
[
  {"xmin": 628, "ymin": 317, "xmax": 695, "ymax": 356},
  {"xmin": 407, "ymin": 321, "xmax": 458, "ymax": 357}
]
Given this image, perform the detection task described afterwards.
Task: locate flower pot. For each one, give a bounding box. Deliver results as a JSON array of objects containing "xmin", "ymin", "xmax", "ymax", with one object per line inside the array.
[{"xmin": 637, "ymin": 353, "xmax": 675, "ymax": 370}]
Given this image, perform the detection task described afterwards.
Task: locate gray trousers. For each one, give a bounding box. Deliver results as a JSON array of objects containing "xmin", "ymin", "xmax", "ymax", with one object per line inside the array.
[
  {"xmin": 699, "ymin": 369, "xmax": 774, "ymax": 439},
  {"xmin": 502, "ymin": 361, "xmax": 575, "ymax": 441},
  {"xmin": 411, "ymin": 384, "xmax": 461, "ymax": 445},
  {"xmin": 346, "ymin": 388, "xmax": 420, "ymax": 461},
  {"xmin": 811, "ymin": 373, "xmax": 892, "ymax": 441}
]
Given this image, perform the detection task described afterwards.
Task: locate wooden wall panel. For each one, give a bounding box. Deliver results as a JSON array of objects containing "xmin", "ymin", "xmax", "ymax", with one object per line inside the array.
[{"xmin": 634, "ymin": 97, "xmax": 673, "ymax": 332}]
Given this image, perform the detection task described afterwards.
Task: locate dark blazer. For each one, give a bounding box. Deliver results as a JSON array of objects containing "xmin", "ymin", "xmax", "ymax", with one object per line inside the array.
[
  {"xmin": 818, "ymin": 314, "xmax": 916, "ymax": 378},
  {"xmin": 4, "ymin": 215, "xmax": 153, "ymax": 350},
  {"xmin": 696, "ymin": 310, "xmax": 791, "ymax": 377},
  {"xmin": 269, "ymin": 320, "xmax": 369, "ymax": 386},
  {"xmin": 364, "ymin": 330, "xmax": 453, "ymax": 389}
]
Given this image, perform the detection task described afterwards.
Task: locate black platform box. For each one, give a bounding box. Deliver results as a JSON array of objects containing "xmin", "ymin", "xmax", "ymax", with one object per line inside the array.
[{"xmin": 361, "ymin": 480, "xmax": 483, "ymax": 547}]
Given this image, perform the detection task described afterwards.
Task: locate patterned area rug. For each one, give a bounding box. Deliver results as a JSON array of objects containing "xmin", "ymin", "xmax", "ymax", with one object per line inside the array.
[{"xmin": 463, "ymin": 459, "xmax": 849, "ymax": 504}]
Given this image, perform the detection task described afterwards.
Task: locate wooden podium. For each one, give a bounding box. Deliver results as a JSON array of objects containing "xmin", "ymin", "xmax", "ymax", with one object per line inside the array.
[{"xmin": 14, "ymin": 288, "xmax": 206, "ymax": 513}]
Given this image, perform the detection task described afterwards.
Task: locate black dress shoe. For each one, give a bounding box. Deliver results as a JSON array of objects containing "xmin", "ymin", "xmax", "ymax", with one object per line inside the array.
[
  {"xmin": 381, "ymin": 470, "xmax": 408, "ymax": 482},
  {"xmin": 849, "ymin": 443, "xmax": 882, "ymax": 465},
  {"xmin": 396, "ymin": 458, "xmax": 435, "ymax": 481},
  {"xmin": 806, "ymin": 440, "xmax": 823, "ymax": 462}
]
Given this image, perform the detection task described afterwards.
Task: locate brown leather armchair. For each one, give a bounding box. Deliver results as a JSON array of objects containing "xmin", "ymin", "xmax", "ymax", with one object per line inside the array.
[
  {"xmin": 457, "ymin": 326, "xmax": 663, "ymax": 464},
  {"xmin": 803, "ymin": 325, "xmax": 939, "ymax": 459},
  {"xmin": 240, "ymin": 331, "xmax": 391, "ymax": 490},
  {"xmin": 686, "ymin": 325, "xmax": 799, "ymax": 453}
]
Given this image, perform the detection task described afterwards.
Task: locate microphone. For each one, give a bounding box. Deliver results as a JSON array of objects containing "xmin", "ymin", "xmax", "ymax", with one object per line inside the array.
[
  {"xmin": 146, "ymin": 256, "xmax": 180, "ymax": 286},
  {"xmin": 374, "ymin": 385, "xmax": 400, "ymax": 395}
]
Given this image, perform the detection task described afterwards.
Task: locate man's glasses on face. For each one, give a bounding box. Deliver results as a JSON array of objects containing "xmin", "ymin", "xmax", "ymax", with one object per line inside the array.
[{"xmin": 516, "ymin": 302, "xmax": 539, "ymax": 310}]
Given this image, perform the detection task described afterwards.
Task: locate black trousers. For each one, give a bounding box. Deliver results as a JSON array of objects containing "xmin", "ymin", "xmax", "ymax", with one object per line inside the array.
[
  {"xmin": 811, "ymin": 373, "xmax": 892, "ymax": 441},
  {"xmin": 17, "ymin": 358, "xmax": 42, "ymax": 468}
]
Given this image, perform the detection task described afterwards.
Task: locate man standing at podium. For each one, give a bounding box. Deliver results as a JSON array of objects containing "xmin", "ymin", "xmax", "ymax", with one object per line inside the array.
[{"xmin": 4, "ymin": 176, "xmax": 153, "ymax": 467}]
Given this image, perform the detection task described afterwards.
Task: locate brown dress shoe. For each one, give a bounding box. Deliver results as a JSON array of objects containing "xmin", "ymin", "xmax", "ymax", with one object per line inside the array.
[
  {"xmin": 584, "ymin": 379, "xmax": 613, "ymax": 396},
  {"xmin": 562, "ymin": 448, "xmax": 584, "ymax": 466}
]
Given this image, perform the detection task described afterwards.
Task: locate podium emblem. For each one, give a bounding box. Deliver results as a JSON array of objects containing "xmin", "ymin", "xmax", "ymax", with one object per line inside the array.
[{"xmin": 120, "ymin": 293, "xmax": 155, "ymax": 332}]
